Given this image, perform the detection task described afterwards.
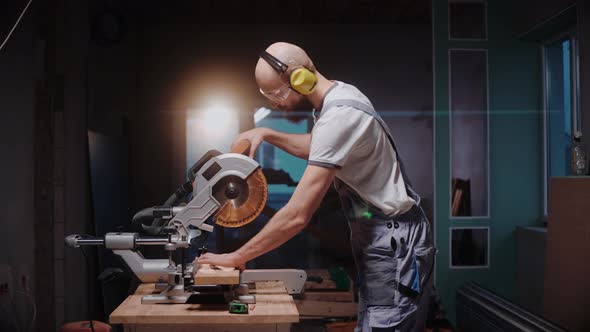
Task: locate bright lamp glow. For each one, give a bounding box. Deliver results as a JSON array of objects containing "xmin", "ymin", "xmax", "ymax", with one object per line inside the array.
[{"xmin": 186, "ymin": 99, "xmax": 239, "ymax": 172}]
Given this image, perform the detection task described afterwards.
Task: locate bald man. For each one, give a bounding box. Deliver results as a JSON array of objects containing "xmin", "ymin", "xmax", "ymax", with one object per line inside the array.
[{"xmin": 197, "ymin": 42, "xmax": 435, "ymax": 332}]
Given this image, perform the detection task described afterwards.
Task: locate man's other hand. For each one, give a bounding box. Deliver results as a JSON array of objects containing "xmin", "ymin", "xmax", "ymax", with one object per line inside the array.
[
  {"xmin": 195, "ymin": 252, "xmax": 246, "ymax": 271},
  {"xmin": 232, "ymin": 128, "xmax": 268, "ymax": 159}
]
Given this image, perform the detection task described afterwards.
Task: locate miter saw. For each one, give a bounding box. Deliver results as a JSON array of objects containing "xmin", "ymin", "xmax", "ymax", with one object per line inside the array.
[{"xmin": 65, "ymin": 140, "xmax": 307, "ymax": 304}]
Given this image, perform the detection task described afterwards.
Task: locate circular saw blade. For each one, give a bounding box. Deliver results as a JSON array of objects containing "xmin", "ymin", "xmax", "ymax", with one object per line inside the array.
[{"xmin": 214, "ymin": 168, "xmax": 268, "ymax": 228}]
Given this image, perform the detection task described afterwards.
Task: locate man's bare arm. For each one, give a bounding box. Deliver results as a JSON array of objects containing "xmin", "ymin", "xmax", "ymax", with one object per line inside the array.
[
  {"xmin": 263, "ymin": 129, "xmax": 311, "ymax": 159},
  {"xmin": 197, "ymin": 165, "xmax": 335, "ymax": 267},
  {"xmin": 232, "ymin": 128, "xmax": 311, "ymax": 160}
]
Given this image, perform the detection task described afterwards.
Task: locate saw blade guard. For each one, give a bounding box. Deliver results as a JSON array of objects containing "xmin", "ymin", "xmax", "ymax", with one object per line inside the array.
[
  {"xmin": 213, "ymin": 167, "xmax": 267, "ymax": 227},
  {"xmin": 169, "ymin": 153, "xmax": 267, "ymax": 235}
]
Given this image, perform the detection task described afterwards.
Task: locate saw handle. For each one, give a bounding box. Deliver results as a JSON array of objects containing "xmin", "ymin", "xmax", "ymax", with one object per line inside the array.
[{"xmin": 231, "ymin": 139, "xmax": 251, "ymax": 156}]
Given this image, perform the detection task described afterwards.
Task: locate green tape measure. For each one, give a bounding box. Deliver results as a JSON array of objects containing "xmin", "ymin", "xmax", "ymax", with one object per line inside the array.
[{"xmin": 229, "ymin": 300, "xmax": 248, "ymax": 314}]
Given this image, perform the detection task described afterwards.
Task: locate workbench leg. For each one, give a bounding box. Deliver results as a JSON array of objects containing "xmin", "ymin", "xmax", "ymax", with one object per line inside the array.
[{"xmin": 276, "ymin": 323, "xmax": 291, "ymax": 332}]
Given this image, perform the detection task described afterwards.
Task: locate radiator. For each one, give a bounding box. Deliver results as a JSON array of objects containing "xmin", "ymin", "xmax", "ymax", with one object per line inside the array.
[{"xmin": 456, "ymin": 282, "xmax": 568, "ymax": 332}]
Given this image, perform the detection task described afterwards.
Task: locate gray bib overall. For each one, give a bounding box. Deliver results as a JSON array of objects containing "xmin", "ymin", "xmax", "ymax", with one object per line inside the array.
[{"xmin": 321, "ymin": 99, "xmax": 436, "ymax": 332}]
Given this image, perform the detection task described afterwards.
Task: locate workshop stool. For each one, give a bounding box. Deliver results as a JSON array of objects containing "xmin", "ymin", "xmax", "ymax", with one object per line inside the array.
[{"xmin": 61, "ymin": 320, "xmax": 111, "ymax": 332}]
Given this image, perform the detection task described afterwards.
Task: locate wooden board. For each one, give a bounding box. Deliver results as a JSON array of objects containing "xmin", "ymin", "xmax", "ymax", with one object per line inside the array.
[
  {"xmin": 300, "ymin": 270, "xmax": 358, "ymax": 319},
  {"xmin": 303, "ymin": 291, "xmax": 355, "ymax": 302},
  {"xmin": 325, "ymin": 321, "xmax": 358, "ymax": 332},
  {"xmin": 193, "ymin": 264, "xmax": 240, "ymax": 285},
  {"xmin": 304, "ymin": 269, "xmax": 354, "ymax": 302},
  {"xmin": 122, "ymin": 324, "xmax": 291, "ymax": 332},
  {"xmin": 305, "ymin": 269, "xmax": 345, "ymax": 290},
  {"xmin": 110, "ymin": 281, "xmax": 299, "ymax": 325},
  {"xmin": 252, "ymin": 281, "xmax": 288, "ymax": 294},
  {"xmin": 295, "ymin": 300, "xmax": 358, "ymax": 318}
]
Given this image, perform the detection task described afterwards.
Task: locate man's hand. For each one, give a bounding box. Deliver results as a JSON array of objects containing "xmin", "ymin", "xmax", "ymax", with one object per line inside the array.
[
  {"xmin": 232, "ymin": 128, "xmax": 269, "ymax": 159},
  {"xmin": 232, "ymin": 128, "xmax": 312, "ymax": 160},
  {"xmin": 195, "ymin": 252, "xmax": 247, "ymax": 271}
]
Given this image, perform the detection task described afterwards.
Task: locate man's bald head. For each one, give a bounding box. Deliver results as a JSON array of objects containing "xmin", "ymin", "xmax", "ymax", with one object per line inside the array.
[{"xmin": 255, "ymin": 42, "xmax": 315, "ymax": 91}]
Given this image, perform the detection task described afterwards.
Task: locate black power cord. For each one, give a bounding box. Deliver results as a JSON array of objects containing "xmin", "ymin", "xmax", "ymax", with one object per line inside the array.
[
  {"xmin": 0, "ymin": 0, "xmax": 33, "ymax": 51},
  {"xmin": 79, "ymin": 247, "xmax": 96, "ymax": 332}
]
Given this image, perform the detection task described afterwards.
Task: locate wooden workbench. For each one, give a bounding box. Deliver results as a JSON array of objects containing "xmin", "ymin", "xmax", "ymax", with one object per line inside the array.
[{"xmin": 110, "ymin": 281, "xmax": 299, "ymax": 332}]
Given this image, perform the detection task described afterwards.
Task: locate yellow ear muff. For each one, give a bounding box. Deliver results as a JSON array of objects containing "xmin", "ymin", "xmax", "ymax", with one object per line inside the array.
[{"xmin": 289, "ymin": 67, "xmax": 318, "ymax": 95}]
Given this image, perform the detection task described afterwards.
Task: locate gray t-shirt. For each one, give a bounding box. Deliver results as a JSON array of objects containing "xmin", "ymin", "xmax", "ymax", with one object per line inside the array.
[{"xmin": 308, "ymin": 81, "xmax": 415, "ymax": 216}]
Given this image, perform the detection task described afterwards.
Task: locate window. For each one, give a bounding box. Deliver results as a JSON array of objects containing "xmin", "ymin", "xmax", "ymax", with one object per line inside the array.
[
  {"xmin": 254, "ymin": 109, "xmax": 311, "ymax": 197},
  {"xmin": 543, "ymin": 31, "xmax": 580, "ymax": 214},
  {"xmin": 449, "ymin": 49, "xmax": 489, "ymax": 218},
  {"xmin": 450, "ymin": 227, "xmax": 490, "ymax": 268},
  {"xmin": 449, "ymin": 0, "xmax": 487, "ymax": 41}
]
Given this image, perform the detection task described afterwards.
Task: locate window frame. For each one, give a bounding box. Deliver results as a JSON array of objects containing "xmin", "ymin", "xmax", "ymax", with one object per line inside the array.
[
  {"xmin": 449, "ymin": 226, "xmax": 490, "ymax": 269},
  {"xmin": 448, "ymin": 0, "xmax": 488, "ymax": 42},
  {"xmin": 448, "ymin": 48, "xmax": 490, "ymax": 220}
]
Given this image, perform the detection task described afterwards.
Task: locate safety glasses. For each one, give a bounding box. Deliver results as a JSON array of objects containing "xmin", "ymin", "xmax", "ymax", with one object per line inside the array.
[{"xmin": 259, "ymin": 83, "xmax": 292, "ymax": 103}]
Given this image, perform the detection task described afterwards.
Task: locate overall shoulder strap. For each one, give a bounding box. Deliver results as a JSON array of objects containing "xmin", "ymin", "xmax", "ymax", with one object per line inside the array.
[
  {"xmin": 322, "ymin": 99, "xmax": 398, "ymax": 152},
  {"xmin": 322, "ymin": 99, "xmax": 420, "ymax": 204}
]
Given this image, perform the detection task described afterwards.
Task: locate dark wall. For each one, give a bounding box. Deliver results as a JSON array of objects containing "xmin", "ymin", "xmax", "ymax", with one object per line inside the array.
[
  {"xmin": 0, "ymin": 2, "xmax": 36, "ymax": 328},
  {"xmin": 0, "ymin": 2, "xmax": 96, "ymax": 329},
  {"xmin": 513, "ymin": 0, "xmax": 576, "ymax": 36},
  {"xmin": 63, "ymin": 0, "xmax": 97, "ymax": 327}
]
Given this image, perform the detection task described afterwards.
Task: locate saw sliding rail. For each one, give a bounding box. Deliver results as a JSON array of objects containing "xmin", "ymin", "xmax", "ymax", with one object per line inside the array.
[
  {"xmin": 66, "ymin": 233, "xmax": 307, "ymax": 304},
  {"xmin": 69, "ymin": 236, "xmax": 169, "ymax": 246}
]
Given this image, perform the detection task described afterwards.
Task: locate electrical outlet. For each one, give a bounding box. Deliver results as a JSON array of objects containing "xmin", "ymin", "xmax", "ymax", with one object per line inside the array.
[
  {"xmin": 0, "ymin": 264, "xmax": 14, "ymax": 331},
  {"xmin": 13, "ymin": 264, "xmax": 32, "ymax": 293},
  {"xmin": 0, "ymin": 264, "xmax": 12, "ymax": 298}
]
